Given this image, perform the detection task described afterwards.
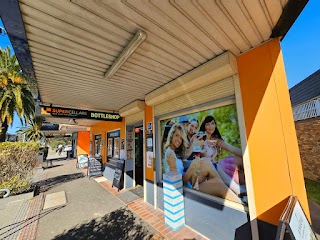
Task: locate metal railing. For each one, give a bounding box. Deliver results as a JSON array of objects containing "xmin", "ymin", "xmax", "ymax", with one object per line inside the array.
[{"xmin": 292, "ymin": 96, "xmax": 320, "ymax": 121}]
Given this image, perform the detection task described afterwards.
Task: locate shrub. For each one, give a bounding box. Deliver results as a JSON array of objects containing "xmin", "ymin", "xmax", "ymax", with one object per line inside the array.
[{"xmin": 0, "ymin": 142, "xmax": 39, "ymax": 195}]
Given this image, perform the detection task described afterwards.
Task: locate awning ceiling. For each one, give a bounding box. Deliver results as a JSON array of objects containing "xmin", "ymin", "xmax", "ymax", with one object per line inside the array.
[
  {"xmin": 43, "ymin": 117, "xmax": 102, "ymax": 127},
  {"xmin": 2, "ymin": 0, "xmax": 307, "ymax": 113}
]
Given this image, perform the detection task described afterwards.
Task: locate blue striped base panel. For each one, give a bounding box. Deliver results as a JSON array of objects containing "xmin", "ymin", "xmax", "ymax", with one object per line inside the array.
[
  {"xmin": 163, "ymin": 179, "xmax": 182, "ymax": 185},
  {"xmin": 165, "ymin": 222, "xmax": 185, "ymax": 231},
  {"xmin": 163, "ymin": 193, "xmax": 182, "ymax": 200},
  {"xmin": 164, "ymin": 207, "xmax": 184, "ymax": 215},
  {"xmin": 163, "ymin": 185, "xmax": 183, "ymax": 192},
  {"xmin": 165, "ymin": 215, "xmax": 185, "ymax": 224},
  {"xmin": 164, "ymin": 200, "xmax": 184, "ymax": 207}
]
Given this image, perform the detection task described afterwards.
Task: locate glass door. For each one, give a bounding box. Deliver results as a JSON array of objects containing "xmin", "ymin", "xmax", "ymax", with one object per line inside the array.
[{"xmin": 134, "ymin": 126, "xmax": 144, "ymax": 186}]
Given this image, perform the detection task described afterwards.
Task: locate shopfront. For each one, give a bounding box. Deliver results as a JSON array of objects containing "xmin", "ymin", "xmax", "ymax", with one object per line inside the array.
[
  {"xmin": 105, "ymin": 129, "xmax": 121, "ymax": 179},
  {"xmin": 3, "ymin": 1, "xmax": 311, "ymax": 237},
  {"xmin": 138, "ymin": 52, "xmax": 248, "ymax": 239},
  {"xmin": 36, "ymin": 41, "xmax": 309, "ymax": 239},
  {"xmin": 89, "ymin": 121, "xmax": 125, "ymax": 181},
  {"xmin": 119, "ymin": 100, "xmax": 146, "ymax": 191},
  {"xmin": 136, "ymin": 41, "xmax": 310, "ymax": 239}
]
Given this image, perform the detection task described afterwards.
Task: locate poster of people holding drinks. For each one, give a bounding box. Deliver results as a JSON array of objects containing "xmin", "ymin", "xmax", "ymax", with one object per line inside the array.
[{"xmin": 160, "ymin": 104, "xmax": 247, "ymax": 205}]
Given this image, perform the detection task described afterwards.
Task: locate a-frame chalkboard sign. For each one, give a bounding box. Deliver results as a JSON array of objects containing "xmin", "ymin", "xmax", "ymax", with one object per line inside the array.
[
  {"xmin": 276, "ymin": 196, "xmax": 318, "ymax": 240},
  {"xmin": 87, "ymin": 157, "xmax": 103, "ymax": 178},
  {"xmin": 112, "ymin": 159, "xmax": 125, "ymax": 191}
]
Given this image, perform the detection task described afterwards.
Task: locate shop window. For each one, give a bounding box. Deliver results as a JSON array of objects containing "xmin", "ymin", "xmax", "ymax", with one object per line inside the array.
[
  {"xmin": 107, "ymin": 130, "xmax": 120, "ymax": 159},
  {"xmin": 159, "ymin": 103, "xmax": 247, "ymax": 205},
  {"xmin": 94, "ymin": 134, "xmax": 102, "ymax": 157}
]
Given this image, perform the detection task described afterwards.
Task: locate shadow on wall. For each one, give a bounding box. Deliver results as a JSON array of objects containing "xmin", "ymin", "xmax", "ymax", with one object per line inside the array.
[
  {"xmin": 52, "ymin": 207, "xmax": 155, "ymax": 240},
  {"xmin": 33, "ymin": 173, "xmax": 85, "ymax": 192}
]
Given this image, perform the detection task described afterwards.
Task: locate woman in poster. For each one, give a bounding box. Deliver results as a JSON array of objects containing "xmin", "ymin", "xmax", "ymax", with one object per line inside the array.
[
  {"xmin": 163, "ymin": 123, "xmax": 242, "ymax": 203},
  {"xmin": 199, "ymin": 115, "xmax": 246, "ymax": 189}
]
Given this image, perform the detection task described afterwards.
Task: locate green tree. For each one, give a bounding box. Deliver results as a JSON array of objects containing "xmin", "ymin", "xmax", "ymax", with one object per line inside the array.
[
  {"xmin": 46, "ymin": 137, "xmax": 72, "ymax": 151},
  {"xmin": 19, "ymin": 117, "xmax": 44, "ymax": 142},
  {"xmin": 0, "ymin": 47, "xmax": 35, "ymax": 142}
]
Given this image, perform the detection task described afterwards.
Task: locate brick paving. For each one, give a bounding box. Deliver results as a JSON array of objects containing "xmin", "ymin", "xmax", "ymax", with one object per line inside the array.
[
  {"xmin": 0, "ymin": 168, "xmax": 47, "ymax": 240},
  {"xmin": 17, "ymin": 193, "xmax": 44, "ymax": 240},
  {"xmin": 95, "ymin": 177, "xmax": 208, "ymax": 240}
]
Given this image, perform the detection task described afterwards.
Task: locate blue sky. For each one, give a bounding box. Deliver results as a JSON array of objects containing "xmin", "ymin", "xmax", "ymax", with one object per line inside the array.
[
  {"xmin": 281, "ymin": 0, "xmax": 320, "ymax": 88},
  {"xmin": 1, "ymin": 0, "xmax": 320, "ymax": 133}
]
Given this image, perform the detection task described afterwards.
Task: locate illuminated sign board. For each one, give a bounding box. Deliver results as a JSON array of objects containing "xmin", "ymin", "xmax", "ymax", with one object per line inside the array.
[{"xmin": 41, "ymin": 106, "xmax": 122, "ymax": 122}]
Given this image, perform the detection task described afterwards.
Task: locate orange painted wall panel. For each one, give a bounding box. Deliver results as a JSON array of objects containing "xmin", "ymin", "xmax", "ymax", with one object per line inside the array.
[
  {"xmin": 77, "ymin": 131, "xmax": 90, "ymax": 156},
  {"xmin": 145, "ymin": 104, "xmax": 154, "ymax": 182},
  {"xmin": 90, "ymin": 120, "xmax": 125, "ymax": 163},
  {"xmin": 237, "ymin": 39, "xmax": 309, "ymax": 225},
  {"xmin": 269, "ymin": 45, "xmax": 310, "ymax": 219}
]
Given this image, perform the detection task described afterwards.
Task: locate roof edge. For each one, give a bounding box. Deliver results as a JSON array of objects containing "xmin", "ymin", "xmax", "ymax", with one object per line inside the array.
[{"xmin": 271, "ymin": 0, "xmax": 309, "ymax": 40}]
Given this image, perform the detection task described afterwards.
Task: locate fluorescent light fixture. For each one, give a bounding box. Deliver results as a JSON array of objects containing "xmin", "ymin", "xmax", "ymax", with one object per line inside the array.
[{"xmin": 104, "ymin": 30, "xmax": 147, "ymax": 79}]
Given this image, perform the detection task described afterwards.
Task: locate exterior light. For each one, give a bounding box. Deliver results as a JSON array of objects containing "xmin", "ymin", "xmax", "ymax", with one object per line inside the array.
[
  {"xmin": 104, "ymin": 30, "xmax": 147, "ymax": 79},
  {"xmin": 68, "ymin": 118, "xmax": 78, "ymax": 125},
  {"xmin": 135, "ymin": 128, "xmax": 140, "ymax": 134}
]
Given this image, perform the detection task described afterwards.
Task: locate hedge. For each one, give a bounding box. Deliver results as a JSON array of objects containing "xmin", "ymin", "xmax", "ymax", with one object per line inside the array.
[{"xmin": 0, "ymin": 142, "xmax": 39, "ymax": 195}]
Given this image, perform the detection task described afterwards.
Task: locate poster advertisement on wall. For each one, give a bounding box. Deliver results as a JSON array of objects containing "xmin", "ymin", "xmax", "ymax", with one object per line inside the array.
[
  {"xmin": 160, "ymin": 104, "xmax": 247, "ymax": 205},
  {"xmin": 127, "ymin": 131, "xmax": 133, "ymax": 140},
  {"xmin": 107, "ymin": 138, "xmax": 113, "ymax": 157},
  {"xmin": 147, "ymin": 151, "xmax": 153, "ymax": 168},
  {"xmin": 127, "ymin": 140, "xmax": 133, "ymax": 150},
  {"xmin": 114, "ymin": 137, "xmax": 120, "ymax": 158},
  {"xmin": 127, "ymin": 150, "xmax": 133, "ymax": 159}
]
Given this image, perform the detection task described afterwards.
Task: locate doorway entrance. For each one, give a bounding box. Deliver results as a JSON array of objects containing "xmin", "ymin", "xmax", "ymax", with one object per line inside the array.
[{"xmin": 134, "ymin": 126, "xmax": 144, "ymax": 186}]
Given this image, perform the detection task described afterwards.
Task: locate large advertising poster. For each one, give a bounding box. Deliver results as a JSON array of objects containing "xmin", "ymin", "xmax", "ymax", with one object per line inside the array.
[{"xmin": 160, "ymin": 104, "xmax": 247, "ymax": 205}]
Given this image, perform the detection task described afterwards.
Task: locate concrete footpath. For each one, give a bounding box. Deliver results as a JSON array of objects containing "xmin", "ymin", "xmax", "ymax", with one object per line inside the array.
[
  {"xmin": 35, "ymin": 159, "xmax": 205, "ymax": 240},
  {"xmin": 0, "ymin": 151, "xmax": 206, "ymax": 240},
  {"xmin": 36, "ymin": 159, "xmax": 157, "ymax": 240}
]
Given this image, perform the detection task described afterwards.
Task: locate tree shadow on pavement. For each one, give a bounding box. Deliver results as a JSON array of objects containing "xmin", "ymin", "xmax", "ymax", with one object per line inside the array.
[
  {"xmin": 33, "ymin": 173, "xmax": 85, "ymax": 192},
  {"xmin": 53, "ymin": 207, "xmax": 155, "ymax": 240},
  {"xmin": 0, "ymin": 206, "xmax": 65, "ymax": 239}
]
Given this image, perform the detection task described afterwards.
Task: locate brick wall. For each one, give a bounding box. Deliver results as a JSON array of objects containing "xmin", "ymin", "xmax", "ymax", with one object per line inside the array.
[{"xmin": 295, "ymin": 116, "xmax": 320, "ymax": 181}]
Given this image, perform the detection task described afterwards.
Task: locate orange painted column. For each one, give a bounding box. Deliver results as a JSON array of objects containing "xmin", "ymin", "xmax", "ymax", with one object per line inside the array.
[
  {"xmin": 77, "ymin": 131, "xmax": 90, "ymax": 156},
  {"xmin": 237, "ymin": 38, "xmax": 309, "ymax": 225},
  {"xmin": 145, "ymin": 104, "xmax": 154, "ymax": 182}
]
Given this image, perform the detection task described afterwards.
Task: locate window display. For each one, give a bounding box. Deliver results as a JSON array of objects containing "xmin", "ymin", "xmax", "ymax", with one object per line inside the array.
[
  {"xmin": 160, "ymin": 104, "xmax": 247, "ymax": 205},
  {"xmin": 114, "ymin": 137, "xmax": 120, "ymax": 158},
  {"xmin": 107, "ymin": 130, "xmax": 121, "ymax": 159},
  {"xmin": 107, "ymin": 138, "xmax": 113, "ymax": 157},
  {"xmin": 94, "ymin": 134, "xmax": 102, "ymax": 156}
]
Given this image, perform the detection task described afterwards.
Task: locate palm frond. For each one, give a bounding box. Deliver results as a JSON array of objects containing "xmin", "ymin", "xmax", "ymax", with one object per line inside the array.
[{"xmin": 0, "ymin": 47, "xmax": 35, "ymax": 139}]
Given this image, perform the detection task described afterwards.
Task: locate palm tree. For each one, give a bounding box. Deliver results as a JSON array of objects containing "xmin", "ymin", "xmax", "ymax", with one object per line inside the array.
[
  {"xmin": 19, "ymin": 116, "xmax": 44, "ymax": 142},
  {"xmin": 0, "ymin": 47, "xmax": 35, "ymax": 142}
]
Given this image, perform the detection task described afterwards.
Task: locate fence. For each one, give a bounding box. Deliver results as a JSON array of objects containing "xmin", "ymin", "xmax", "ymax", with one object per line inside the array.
[{"xmin": 292, "ymin": 96, "xmax": 320, "ymax": 121}]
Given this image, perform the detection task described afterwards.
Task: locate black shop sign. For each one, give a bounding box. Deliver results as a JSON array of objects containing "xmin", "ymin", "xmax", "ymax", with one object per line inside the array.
[
  {"xmin": 41, "ymin": 106, "xmax": 122, "ymax": 122},
  {"xmin": 88, "ymin": 157, "xmax": 103, "ymax": 177},
  {"xmin": 112, "ymin": 159, "xmax": 125, "ymax": 191}
]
